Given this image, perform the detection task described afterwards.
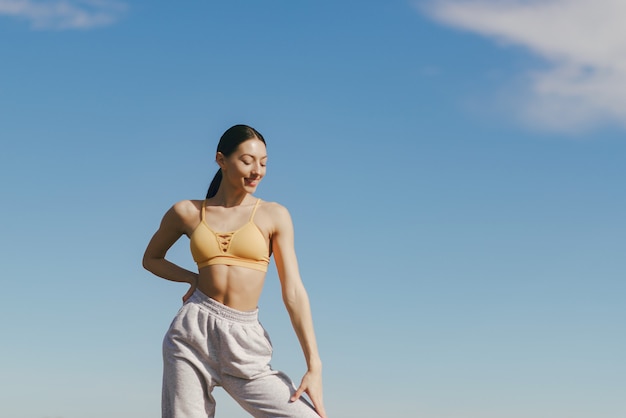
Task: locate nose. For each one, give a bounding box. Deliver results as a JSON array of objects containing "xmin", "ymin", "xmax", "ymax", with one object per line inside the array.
[{"xmin": 251, "ymin": 162, "xmax": 262, "ymax": 176}]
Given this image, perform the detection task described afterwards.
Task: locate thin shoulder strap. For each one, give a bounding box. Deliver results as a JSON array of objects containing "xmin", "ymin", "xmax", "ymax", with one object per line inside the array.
[
  {"xmin": 201, "ymin": 199, "xmax": 207, "ymax": 221},
  {"xmin": 249, "ymin": 198, "xmax": 261, "ymax": 221}
]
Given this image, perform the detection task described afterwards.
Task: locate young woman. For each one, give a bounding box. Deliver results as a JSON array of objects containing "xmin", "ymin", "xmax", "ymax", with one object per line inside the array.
[{"xmin": 143, "ymin": 125, "xmax": 327, "ymax": 418}]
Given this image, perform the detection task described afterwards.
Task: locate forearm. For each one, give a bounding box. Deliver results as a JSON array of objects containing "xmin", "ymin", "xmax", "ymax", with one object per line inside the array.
[
  {"xmin": 283, "ymin": 284, "xmax": 323, "ymax": 371},
  {"xmin": 143, "ymin": 256, "xmax": 198, "ymax": 285}
]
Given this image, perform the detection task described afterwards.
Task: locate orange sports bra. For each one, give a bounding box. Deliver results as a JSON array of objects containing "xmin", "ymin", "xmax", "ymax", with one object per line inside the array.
[{"xmin": 190, "ymin": 198, "xmax": 270, "ymax": 272}]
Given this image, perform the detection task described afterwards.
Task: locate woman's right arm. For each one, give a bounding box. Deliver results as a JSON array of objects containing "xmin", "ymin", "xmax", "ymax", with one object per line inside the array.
[{"xmin": 143, "ymin": 201, "xmax": 199, "ymax": 289}]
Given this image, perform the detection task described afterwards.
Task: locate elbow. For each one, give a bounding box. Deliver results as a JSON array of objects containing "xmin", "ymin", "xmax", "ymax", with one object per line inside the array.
[
  {"xmin": 142, "ymin": 252, "xmax": 156, "ymax": 273},
  {"xmin": 142, "ymin": 257, "xmax": 151, "ymax": 273},
  {"xmin": 282, "ymin": 282, "xmax": 308, "ymax": 310},
  {"xmin": 142, "ymin": 256, "xmax": 149, "ymax": 271},
  {"xmin": 282, "ymin": 288, "xmax": 297, "ymax": 308}
]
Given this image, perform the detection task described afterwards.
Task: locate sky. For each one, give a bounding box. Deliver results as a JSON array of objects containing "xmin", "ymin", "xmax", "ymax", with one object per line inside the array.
[{"xmin": 1, "ymin": 1, "xmax": 625, "ymax": 417}]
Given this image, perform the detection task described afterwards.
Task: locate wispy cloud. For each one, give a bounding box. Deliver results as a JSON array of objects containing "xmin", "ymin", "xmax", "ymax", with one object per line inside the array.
[
  {"xmin": 421, "ymin": 0, "xmax": 626, "ymax": 132},
  {"xmin": 0, "ymin": 0, "xmax": 127, "ymax": 30}
]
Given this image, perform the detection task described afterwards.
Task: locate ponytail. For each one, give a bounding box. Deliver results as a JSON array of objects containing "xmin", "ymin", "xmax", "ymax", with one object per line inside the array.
[{"xmin": 206, "ymin": 169, "xmax": 222, "ymax": 198}]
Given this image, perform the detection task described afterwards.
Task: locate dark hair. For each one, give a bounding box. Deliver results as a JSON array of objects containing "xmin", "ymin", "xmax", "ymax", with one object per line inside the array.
[{"xmin": 206, "ymin": 124, "xmax": 266, "ymax": 198}]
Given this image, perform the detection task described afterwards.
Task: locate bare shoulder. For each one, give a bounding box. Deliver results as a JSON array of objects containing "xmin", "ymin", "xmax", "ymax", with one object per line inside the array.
[
  {"xmin": 258, "ymin": 200, "xmax": 294, "ymax": 234},
  {"xmin": 259, "ymin": 200, "xmax": 291, "ymax": 219},
  {"xmin": 170, "ymin": 199, "xmax": 202, "ymax": 220},
  {"xmin": 162, "ymin": 199, "xmax": 203, "ymax": 233}
]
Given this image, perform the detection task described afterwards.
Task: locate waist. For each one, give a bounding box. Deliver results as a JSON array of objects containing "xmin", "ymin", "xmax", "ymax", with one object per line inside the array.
[
  {"xmin": 187, "ymin": 289, "xmax": 259, "ymax": 324},
  {"xmin": 195, "ymin": 266, "xmax": 266, "ymax": 312}
]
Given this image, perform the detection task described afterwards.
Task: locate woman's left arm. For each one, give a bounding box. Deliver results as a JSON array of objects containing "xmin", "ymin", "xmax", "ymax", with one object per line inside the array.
[{"xmin": 271, "ymin": 203, "xmax": 327, "ymax": 418}]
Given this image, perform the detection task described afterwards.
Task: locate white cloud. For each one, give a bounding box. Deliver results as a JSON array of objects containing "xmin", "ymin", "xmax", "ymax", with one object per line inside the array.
[
  {"xmin": 0, "ymin": 0, "xmax": 127, "ymax": 30},
  {"xmin": 421, "ymin": 0, "xmax": 626, "ymax": 132}
]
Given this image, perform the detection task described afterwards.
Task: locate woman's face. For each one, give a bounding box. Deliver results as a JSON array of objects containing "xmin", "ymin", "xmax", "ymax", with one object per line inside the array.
[{"xmin": 218, "ymin": 138, "xmax": 267, "ymax": 193}]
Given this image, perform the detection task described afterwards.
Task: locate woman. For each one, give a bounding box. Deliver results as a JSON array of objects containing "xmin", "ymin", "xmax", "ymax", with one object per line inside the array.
[{"xmin": 143, "ymin": 124, "xmax": 327, "ymax": 418}]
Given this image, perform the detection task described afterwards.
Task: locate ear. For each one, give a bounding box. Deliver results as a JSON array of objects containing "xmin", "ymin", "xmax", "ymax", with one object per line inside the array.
[{"xmin": 216, "ymin": 152, "xmax": 226, "ymax": 170}]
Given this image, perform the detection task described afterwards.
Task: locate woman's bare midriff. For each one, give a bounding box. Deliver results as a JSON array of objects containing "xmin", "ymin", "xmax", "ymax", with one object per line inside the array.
[{"xmin": 196, "ymin": 264, "xmax": 267, "ymax": 311}]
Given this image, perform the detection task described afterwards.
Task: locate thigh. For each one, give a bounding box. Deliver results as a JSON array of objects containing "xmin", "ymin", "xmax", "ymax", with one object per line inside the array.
[
  {"xmin": 162, "ymin": 303, "xmax": 220, "ymax": 418},
  {"xmin": 222, "ymin": 371, "xmax": 320, "ymax": 418},
  {"xmin": 162, "ymin": 356, "xmax": 217, "ymax": 418},
  {"xmin": 218, "ymin": 320, "xmax": 274, "ymax": 379}
]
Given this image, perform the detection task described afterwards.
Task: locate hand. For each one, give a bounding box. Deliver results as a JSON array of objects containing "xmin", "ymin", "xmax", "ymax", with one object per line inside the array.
[
  {"xmin": 290, "ymin": 369, "xmax": 327, "ymax": 418},
  {"xmin": 182, "ymin": 275, "xmax": 198, "ymax": 304}
]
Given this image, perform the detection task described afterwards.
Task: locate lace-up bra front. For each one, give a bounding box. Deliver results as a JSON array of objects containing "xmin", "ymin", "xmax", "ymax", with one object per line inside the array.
[{"xmin": 190, "ymin": 198, "xmax": 270, "ymax": 272}]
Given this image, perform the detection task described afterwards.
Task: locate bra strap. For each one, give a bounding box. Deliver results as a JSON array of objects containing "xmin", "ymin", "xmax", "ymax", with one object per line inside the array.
[
  {"xmin": 201, "ymin": 199, "xmax": 207, "ymax": 221},
  {"xmin": 249, "ymin": 198, "xmax": 261, "ymax": 221}
]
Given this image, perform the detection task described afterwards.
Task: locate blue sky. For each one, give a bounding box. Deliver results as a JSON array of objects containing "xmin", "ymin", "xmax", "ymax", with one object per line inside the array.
[{"xmin": 1, "ymin": 1, "xmax": 625, "ymax": 417}]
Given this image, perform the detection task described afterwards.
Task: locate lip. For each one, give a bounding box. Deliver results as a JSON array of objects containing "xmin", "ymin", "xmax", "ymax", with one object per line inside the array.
[{"xmin": 245, "ymin": 178, "xmax": 260, "ymax": 186}]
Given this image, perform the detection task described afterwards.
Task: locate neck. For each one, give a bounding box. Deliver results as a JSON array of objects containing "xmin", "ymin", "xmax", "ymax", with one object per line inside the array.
[{"xmin": 211, "ymin": 187, "xmax": 252, "ymax": 208}]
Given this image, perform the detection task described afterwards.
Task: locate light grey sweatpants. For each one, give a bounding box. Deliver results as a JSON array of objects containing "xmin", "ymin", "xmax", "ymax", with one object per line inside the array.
[{"xmin": 162, "ymin": 289, "xmax": 320, "ymax": 418}]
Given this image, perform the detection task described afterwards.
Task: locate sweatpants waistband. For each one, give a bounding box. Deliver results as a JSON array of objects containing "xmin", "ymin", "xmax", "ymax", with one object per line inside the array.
[{"xmin": 188, "ymin": 289, "xmax": 259, "ymax": 324}]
